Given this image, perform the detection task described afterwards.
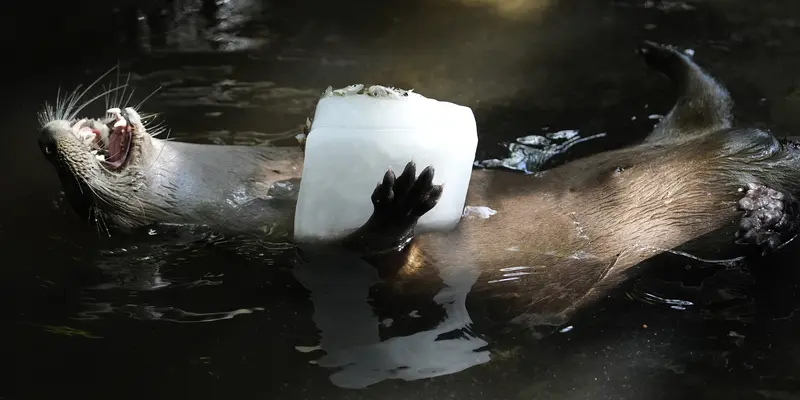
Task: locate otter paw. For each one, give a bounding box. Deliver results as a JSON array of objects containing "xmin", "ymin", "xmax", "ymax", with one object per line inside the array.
[
  {"xmin": 370, "ymin": 161, "xmax": 443, "ymax": 225},
  {"xmin": 340, "ymin": 162, "xmax": 442, "ymax": 254},
  {"xmin": 736, "ymin": 183, "xmax": 800, "ymax": 254}
]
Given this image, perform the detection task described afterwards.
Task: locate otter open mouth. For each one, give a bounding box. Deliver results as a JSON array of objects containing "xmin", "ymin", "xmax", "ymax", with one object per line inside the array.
[{"xmin": 75, "ymin": 108, "xmax": 133, "ymax": 170}]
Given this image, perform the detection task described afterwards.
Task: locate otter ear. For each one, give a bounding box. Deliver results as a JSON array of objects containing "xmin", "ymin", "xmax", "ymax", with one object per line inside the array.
[{"xmin": 639, "ymin": 41, "xmax": 733, "ymax": 142}]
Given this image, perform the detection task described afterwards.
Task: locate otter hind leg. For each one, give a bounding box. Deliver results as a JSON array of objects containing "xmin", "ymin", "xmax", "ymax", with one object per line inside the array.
[
  {"xmin": 341, "ymin": 161, "xmax": 443, "ymax": 254},
  {"xmin": 736, "ymin": 183, "xmax": 800, "ymax": 255},
  {"xmin": 638, "ymin": 41, "xmax": 733, "ymax": 142}
]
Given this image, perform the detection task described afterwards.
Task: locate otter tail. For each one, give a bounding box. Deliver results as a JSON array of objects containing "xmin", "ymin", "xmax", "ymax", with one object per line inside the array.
[{"xmin": 638, "ymin": 41, "xmax": 733, "ymax": 142}]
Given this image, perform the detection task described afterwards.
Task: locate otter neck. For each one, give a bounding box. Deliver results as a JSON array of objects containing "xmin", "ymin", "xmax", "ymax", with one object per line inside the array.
[{"xmin": 128, "ymin": 138, "xmax": 303, "ymax": 235}]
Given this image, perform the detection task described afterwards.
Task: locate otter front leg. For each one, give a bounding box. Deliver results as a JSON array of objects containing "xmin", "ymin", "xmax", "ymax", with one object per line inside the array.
[
  {"xmin": 341, "ymin": 162, "xmax": 443, "ymax": 255},
  {"xmin": 736, "ymin": 183, "xmax": 800, "ymax": 254}
]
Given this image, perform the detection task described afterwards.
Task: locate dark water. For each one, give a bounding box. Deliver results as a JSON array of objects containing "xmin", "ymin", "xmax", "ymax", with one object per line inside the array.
[{"xmin": 3, "ymin": 0, "xmax": 800, "ymax": 398}]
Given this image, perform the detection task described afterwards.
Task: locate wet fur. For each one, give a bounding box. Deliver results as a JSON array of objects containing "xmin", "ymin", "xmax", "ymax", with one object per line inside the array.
[
  {"xmin": 339, "ymin": 41, "xmax": 800, "ymax": 330},
  {"xmin": 40, "ymin": 102, "xmax": 304, "ymax": 236}
]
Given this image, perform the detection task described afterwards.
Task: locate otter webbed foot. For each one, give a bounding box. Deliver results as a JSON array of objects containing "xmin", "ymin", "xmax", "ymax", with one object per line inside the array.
[
  {"xmin": 341, "ymin": 161, "xmax": 443, "ymax": 254},
  {"xmin": 736, "ymin": 183, "xmax": 800, "ymax": 255}
]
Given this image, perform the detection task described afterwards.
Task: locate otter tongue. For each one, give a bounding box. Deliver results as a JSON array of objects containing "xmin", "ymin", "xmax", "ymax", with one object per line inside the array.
[{"xmin": 105, "ymin": 125, "xmax": 130, "ymax": 169}]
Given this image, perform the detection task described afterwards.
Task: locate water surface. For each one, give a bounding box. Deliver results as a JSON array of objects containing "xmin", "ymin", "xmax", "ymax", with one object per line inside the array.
[{"xmin": 3, "ymin": 0, "xmax": 800, "ymax": 398}]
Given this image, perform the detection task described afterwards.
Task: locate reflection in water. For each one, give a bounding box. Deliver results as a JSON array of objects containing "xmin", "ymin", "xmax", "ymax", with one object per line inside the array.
[
  {"xmin": 294, "ymin": 250, "xmax": 490, "ymax": 389},
  {"xmin": 66, "ymin": 225, "xmax": 289, "ymax": 324},
  {"xmin": 120, "ymin": 304, "xmax": 265, "ymax": 323},
  {"xmin": 122, "ymin": 0, "xmax": 269, "ymax": 53}
]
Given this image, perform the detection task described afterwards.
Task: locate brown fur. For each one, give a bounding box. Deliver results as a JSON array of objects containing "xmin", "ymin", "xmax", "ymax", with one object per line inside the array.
[
  {"xmin": 383, "ymin": 127, "xmax": 798, "ymax": 328},
  {"xmin": 352, "ymin": 43, "xmax": 800, "ymax": 330}
]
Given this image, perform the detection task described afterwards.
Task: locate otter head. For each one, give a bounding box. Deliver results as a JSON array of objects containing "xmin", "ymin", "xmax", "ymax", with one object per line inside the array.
[{"xmin": 38, "ymin": 105, "xmax": 155, "ymax": 229}]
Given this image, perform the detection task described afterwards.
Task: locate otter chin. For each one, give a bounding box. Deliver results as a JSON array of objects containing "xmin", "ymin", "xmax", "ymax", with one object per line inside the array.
[{"xmin": 38, "ymin": 89, "xmax": 304, "ymax": 236}]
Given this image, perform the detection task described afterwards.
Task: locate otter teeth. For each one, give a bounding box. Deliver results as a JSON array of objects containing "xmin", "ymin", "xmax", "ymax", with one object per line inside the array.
[
  {"xmin": 106, "ymin": 108, "xmax": 128, "ymax": 128},
  {"xmin": 95, "ymin": 154, "xmax": 106, "ymax": 162}
]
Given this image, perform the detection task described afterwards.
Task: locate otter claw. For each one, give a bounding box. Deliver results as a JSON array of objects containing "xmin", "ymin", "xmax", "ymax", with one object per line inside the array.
[
  {"xmin": 736, "ymin": 183, "xmax": 800, "ymax": 255},
  {"xmin": 369, "ymin": 161, "xmax": 443, "ymax": 223},
  {"xmin": 341, "ymin": 161, "xmax": 443, "ymax": 254}
]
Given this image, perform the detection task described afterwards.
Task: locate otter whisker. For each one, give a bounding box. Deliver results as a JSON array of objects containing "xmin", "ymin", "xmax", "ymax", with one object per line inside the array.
[
  {"xmin": 59, "ymin": 86, "xmax": 83, "ymax": 121},
  {"xmin": 72, "ymin": 173, "xmax": 85, "ymax": 196},
  {"xmin": 37, "ymin": 103, "xmax": 56, "ymax": 126},
  {"xmin": 122, "ymin": 87, "xmax": 137, "ymax": 112},
  {"xmin": 90, "ymin": 205, "xmax": 112, "ymax": 238},
  {"xmin": 97, "ymin": 211, "xmax": 112, "ymax": 238},
  {"xmin": 109, "ymin": 69, "xmax": 130, "ymax": 112},
  {"xmin": 149, "ymin": 127, "xmax": 168, "ymax": 138},
  {"xmin": 70, "ymin": 86, "xmax": 129, "ymax": 123},
  {"xmin": 146, "ymin": 127, "xmax": 172, "ymax": 173},
  {"xmin": 43, "ymin": 85, "xmax": 78, "ymax": 123},
  {"xmin": 135, "ymin": 86, "xmax": 163, "ymax": 110},
  {"xmin": 114, "ymin": 71, "xmax": 135, "ymax": 110},
  {"xmin": 102, "ymin": 83, "xmax": 114, "ymax": 111},
  {"xmin": 64, "ymin": 66, "xmax": 120, "ymax": 121},
  {"xmin": 133, "ymin": 197, "xmax": 147, "ymax": 221},
  {"xmin": 142, "ymin": 117, "xmax": 168, "ymax": 138}
]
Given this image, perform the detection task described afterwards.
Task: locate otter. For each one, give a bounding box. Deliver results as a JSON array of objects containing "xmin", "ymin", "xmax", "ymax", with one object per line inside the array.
[
  {"xmin": 327, "ymin": 41, "xmax": 800, "ymax": 330},
  {"xmin": 37, "ymin": 79, "xmax": 305, "ymax": 237}
]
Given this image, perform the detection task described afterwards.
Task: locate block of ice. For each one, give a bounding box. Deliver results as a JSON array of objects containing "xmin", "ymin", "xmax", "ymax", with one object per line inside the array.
[{"xmin": 294, "ymin": 84, "xmax": 478, "ymax": 241}]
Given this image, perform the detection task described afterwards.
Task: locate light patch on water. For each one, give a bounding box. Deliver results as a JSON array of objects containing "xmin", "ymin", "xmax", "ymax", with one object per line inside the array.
[
  {"xmin": 635, "ymin": 244, "xmax": 746, "ymax": 268},
  {"xmin": 728, "ymin": 331, "xmax": 745, "ymax": 339},
  {"xmin": 295, "ymin": 345, "xmax": 323, "ymax": 353},
  {"xmin": 462, "ymin": 205, "xmax": 497, "ymax": 219},
  {"xmin": 38, "ymin": 325, "xmax": 103, "ymax": 339},
  {"xmin": 123, "ymin": 305, "xmax": 265, "ymax": 323},
  {"xmin": 642, "ymin": 0, "xmax": 697, "ymax": 12},
  {"xmin": 648, "ymin": 114, "xmax": 664, "ymax": 120},
  {"xmin": 505, "ymin": 246, "xmax": 521, "ymax": 252},
  {"xmin": 642, "ymin": 292, "xmax": 694, "ymax": 308},
  {"xmin": 475, "ymin": 130, "xmax": 607, "ymax": 174},
  {"xmin": 559, "ymin": 325, "xmax": 574, "ymax": 333},
  {"xmin": 456, "ymin": 0, "xmax": 553, "ymax": 20}
]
